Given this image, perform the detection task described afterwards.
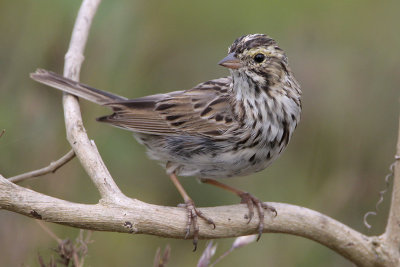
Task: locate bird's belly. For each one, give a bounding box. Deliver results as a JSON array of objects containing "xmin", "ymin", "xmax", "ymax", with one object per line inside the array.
[{"xmin": 135, "ymin": 133, "xmax": 284, "ymax": 179}]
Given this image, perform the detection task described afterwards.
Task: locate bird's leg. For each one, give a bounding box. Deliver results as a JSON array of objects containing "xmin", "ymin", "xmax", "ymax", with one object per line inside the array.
[
  {"xmin": 169, "ymin": 173, "xmax": 215, "ymax": 251},
  {"xmin": 200, "ymin": 178, "xmax": 277, "ymax": 241}
]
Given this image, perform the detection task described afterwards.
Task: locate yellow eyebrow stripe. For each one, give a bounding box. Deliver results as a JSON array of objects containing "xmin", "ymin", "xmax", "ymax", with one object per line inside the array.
[{"xmin": 246, "ymin": 47, "xmax": 270, "ymax": 57}]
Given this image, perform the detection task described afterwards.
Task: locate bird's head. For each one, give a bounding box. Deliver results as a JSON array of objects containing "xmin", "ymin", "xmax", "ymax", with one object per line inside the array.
[{"xmin": 219, "ymin": 34, "xmax": 290, "ymax": 89}]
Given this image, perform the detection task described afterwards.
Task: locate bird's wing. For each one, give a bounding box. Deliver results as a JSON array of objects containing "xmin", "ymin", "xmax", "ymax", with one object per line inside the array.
[{"xmin": 98, "ymin": 77, "xmax": 239, "ymax": 138}]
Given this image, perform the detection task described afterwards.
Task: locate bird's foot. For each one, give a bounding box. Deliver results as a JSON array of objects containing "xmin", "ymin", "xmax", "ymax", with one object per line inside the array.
[
  {"xmin": 178, "ymin": 199, "xmax": 215, "ymax": 251},
  {"xmin": 238, "ymin": 192, "xmax": 277, "ymax": 241}
]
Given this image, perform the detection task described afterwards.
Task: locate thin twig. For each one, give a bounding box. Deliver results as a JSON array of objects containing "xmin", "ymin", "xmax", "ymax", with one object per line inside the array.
[
  {"xmin": 7, "ymin": 150, "xmax": 75, "ymax": 183},
  {"xmin": 36, "ymin": 220, "xmax": 62, "ymax": 244},
  {"xmin": 209, "ymin": 248, "xmax": 232, "ymax": 267},
  {"xmin": 0, "ymin": 129, "xmax": 5, "ymax": 139}
]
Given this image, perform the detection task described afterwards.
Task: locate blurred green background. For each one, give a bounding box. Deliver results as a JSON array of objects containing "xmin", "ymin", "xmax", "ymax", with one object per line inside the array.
[{"xmin": 0, "ymin": 0, "xmax": 399, "ymax": 266}]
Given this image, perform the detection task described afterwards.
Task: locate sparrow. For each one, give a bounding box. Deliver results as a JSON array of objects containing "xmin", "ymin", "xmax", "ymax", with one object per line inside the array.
[{"xmin": 31, "ymin": 33, "xmax": 301, "ymax": 250}]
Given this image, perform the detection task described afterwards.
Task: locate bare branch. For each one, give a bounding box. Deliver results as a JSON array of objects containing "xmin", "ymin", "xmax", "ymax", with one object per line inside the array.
[
  {"xmin": 0, "ymin": 129, "xmax": 5, "ymax": 139},
  {"xmin": 60, "ymin": 0, "xmax": 128, "ymax": 203},
  {"xmin": 0, "ymin": 175, "xmax": 388, "ymax": 267},
  {"xmin": 7, "ymin": 150, "xmax": 75, "ymax": 183}
]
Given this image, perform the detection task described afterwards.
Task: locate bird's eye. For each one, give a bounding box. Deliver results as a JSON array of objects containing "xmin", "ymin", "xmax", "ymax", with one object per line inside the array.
[{"xmin": 253, "ymin": 53, "xmax": 265, "ymax": 63}]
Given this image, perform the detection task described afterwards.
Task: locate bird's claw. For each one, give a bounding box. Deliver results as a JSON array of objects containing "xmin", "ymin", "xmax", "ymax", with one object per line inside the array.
[
  {"xmin": 239, "ymin": 192, "xmax": 277, "ymax": 241},
  {"xmin": 179, "ymin": 199, "xmax": 215, "ymax": 251}
]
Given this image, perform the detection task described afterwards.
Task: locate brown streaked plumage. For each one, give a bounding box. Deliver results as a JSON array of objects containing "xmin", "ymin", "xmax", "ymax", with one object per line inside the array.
[{"xmin": 31, "ymin": 34, "xmax": 301, "ymax": 250}]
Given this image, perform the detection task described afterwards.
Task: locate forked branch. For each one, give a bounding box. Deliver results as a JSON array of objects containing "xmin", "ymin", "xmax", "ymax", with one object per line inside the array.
[{"xmin": 0, "ymin": 0, "xmax": 399, "ymax": 266}]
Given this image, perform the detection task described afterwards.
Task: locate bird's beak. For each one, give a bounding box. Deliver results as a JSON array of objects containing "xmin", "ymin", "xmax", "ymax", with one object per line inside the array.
[{"xmin": 218, "ymin": 53, "xmax": 243, "ymax": 69}]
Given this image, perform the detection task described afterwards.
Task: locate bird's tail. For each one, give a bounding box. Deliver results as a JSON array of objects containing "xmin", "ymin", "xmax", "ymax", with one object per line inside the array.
[{"xmin": 30, "ymin": 69, "xmax": 127, "ymax": 104}]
